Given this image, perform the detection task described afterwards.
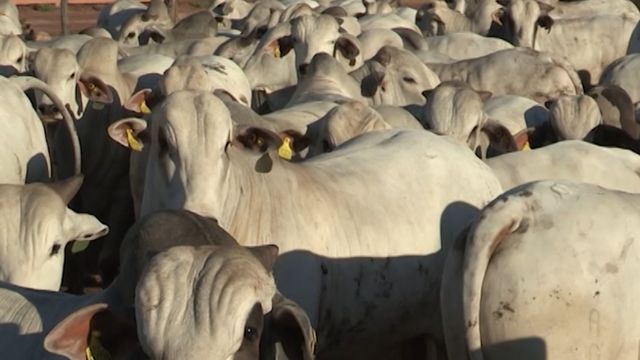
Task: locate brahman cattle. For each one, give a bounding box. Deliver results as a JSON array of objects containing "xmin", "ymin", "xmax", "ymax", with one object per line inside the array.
[
  {"xmin": 114, "ymin": 89, "xmax": 502, "ymax": 357},
  {"xmin": 0, "ymin": 210, "xmax": 312, "ymax": 360},
  {"xmin": 0, "ymin": 177, "xmax": 108, "ymax": 290},
  {"xmin": 442, "ymin": 180, "xmax": 640, "ymax": 360}
]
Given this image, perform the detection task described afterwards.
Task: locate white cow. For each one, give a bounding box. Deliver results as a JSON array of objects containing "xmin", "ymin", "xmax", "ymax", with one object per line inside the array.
[
  {"xmin": 485, "ymin": 141, "xmax": 640, "ymax": 193},
  {"xmin": 427, "ymin": 47, "xmax": 583, "ymax": 103},
  {"xmin": 97, "ymin": 0, "xmax": 147, "ymax": 38},
  {"xmin": 415, "ymin": 0, "xmax": 501, "ymax": 37},
  {"xmin": 0, "ymin": 34, "xmax": 26, "ymax": 76},
  {"xmin": 441, "ymin": 180, "xmax": 640, "ymax": 360},
  {"xmin": 499, "ymin": 0, "xmax": 640, "ymax": 84},
  {"xmin": 422, "ymin": 81, "xmax": 517, "ymax": 157},
  {"xmin": 0, "ymin": 210, "xmax": 313, "ymax": 359},
  {"xmin": 352, "ymin": 45, "xmax": 441, "ymax": 106},
  {"xmin": 284, "ymin": 14, "xmax": 363, "ymax": 76},
  {"xmin": 113, "ymin": 89, "xmax": 503, "ymax": 357},
  {"xmin": 0, "ymin": 177, "xmax": 108, "ymax": 291},
  {"xmin": 306, "ymin": 100, "xmax": 392, "ymax": 156},
  {"xmin": 0, "ymin": 0, "xmax": 21, "ymax": 36}
]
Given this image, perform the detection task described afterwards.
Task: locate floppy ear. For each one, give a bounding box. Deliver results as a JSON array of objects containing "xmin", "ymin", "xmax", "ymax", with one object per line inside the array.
[
  {"xmin": 261, "ymin": 293, "xmax": 316, "ymax": 360},
  {"xmin": 235, "ymin": 126, "xmax": 284, "ymax": 153},
  {"xmin": 149, "ymin": 30, "xmax": 167, "ymax": 44},
  {"xmin": 334, "ymin": 36, "xmax": 360, "ymax": 66},
  {"xmin": 481, "ymin": 120, "xmax": 519, "ymax": 154},
  {"xmin": 513, "ymin": 128, "xmax": 534, "ymax": 150},
  {"xmin": 267, "ymin": 35, "xmax": 294, "ymax": 58},
  {"xmin": 361, "ymin": 64, "xmax": 386, "ymax": 97},
  {"xmin": 44, "ymin": 304, "xmax": 108, "ymax": 359},
  {"xmin": 280, "ymin": 129, "xmax": 311, "ymax": 153},
  {"xmin": 476, "ymin": 90, "xmax": 493, "ymax": 102},
  {"xmin": 44, "ymin": 304, "xmax": 138, "ymax": 360},
  {"xmin": 64, "ymin": 210, "xmax": 109, "ymax": 243},
  {"xmin": 124, "ymin": 88, "xmax": 153, "ymax": 114},
  {"xmin": 77, "ymin": 74, "xmax": 113, "ymax": 104},
  {"xmin": 108, "ymin": 118, "xmax": 148, "ymax": 151},
  {"xmin": 536, "ymin": 15, "xmax": 554, "ymax": 31}
]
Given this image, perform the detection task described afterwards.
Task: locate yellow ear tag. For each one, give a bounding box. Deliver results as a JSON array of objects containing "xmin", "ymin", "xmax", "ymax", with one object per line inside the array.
[
  {"xmin": 126, "ymin": 128, "xmax": 143, "ymax": 152},
  {"xmin": 92, "ymin": 102, "xmax": 105, "ymax": 110},
  {"xmin": 140, "ymin": 100, "xmax": 152, "ymax": 114},
  {"xmin": 274, "ymin": 45, "xmax": 281, "ymax": 58},
  {"xmin": 85, "ymin": 331, "xmax": 111, "ymax": 360},
  {"xmin": 278, "ymin": 136, "xmax": 293, "ymax": 160},
  {"xmin": 521, "ymin": 141, "xmax": 531, "ymax": 151}
]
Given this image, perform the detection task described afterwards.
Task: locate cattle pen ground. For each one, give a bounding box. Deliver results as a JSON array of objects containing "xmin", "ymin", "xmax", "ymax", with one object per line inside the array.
[{"xmin": 17, "ymin": 0, "xmax": 431, "ymax": 36}]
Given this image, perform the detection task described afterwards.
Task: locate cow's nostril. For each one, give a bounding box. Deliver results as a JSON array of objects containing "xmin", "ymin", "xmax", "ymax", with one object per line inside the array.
[{"xmin": 298, "ymin": 63, "xmax": 309, "ymax": 75}]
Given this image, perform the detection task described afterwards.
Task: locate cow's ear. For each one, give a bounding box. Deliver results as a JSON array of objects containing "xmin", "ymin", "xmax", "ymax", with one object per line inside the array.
[
  {"xmin": 108, "ymin": 118, "xmax": 148, "ymax": 151},
  {"xmin": 335, "ymin": 36, "xmax": 360, "ymax": 63},
  {"xmin": 481, "ymin": 120, "xmax": 519, "ymax": 154},
  {"xmin": 235, "ymin": 126, "xmax": 283, "ymax": 153},
  {"xmin": 537, "ymin": 15, "xmax": 554, "ymax": 31},
  {"xmin": 124, "ymin": 88, "xmax": 153, "ymax": 114},
  {"xmin": 476, "ymin": 90, "xmax": 493, "ymax": 102},
  {"xmin": 149, "ymin": 30, "xmax": 167, "ymax": 44},
  {"xmin": 44, "ymin": 304, "xmax": 138, "ymax": 360},
  {"xmin": 78, "ymin": 74, "xmax": 113, "ymax": 104},
  {"xmin": 263, "ymin": 293, "xmax": 316, "ymax": 360},
  {"xmin": 44, "ymin": 304, "xmax": 107, "ymax": 359},
  {"xmin": 64, "ymin": 210, "xmax": 109, "ymax": 253},
  {"xmin": 513, "ymin": 128, "xmax": 533, "ymax": 150},
  {"xmin": 267, "ymin": 35, "xmax": 294, "ymax": 58},
  {"xmin": 280, "ymin": 129, "xmax": 311, "ymax": 153},
  {"xmin": 361, "ymin": 65, "xmax": 386, "ymax": 97}
]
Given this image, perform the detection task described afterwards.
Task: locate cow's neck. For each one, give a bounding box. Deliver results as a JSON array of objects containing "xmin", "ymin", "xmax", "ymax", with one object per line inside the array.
[{"xmin": 222, "ymin": 149, "xmax": 312, "ymax": 248}]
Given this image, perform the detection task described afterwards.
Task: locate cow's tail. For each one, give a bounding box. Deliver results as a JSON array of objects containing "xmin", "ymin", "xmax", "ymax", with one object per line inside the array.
[{"xmin": 459, "ymin": 195, "xmax": 529, "ymax": 360}]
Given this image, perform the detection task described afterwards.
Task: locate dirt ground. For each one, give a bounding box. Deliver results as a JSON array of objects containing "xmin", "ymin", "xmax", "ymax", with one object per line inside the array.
[{"xmin": 18, "ymin": 0, "xmax": 429, "ymax": 37}]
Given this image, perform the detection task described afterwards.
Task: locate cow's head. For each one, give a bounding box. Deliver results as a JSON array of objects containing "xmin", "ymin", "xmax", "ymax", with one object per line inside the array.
[{"xmin": 0, "ymin": 177, "xmax": 108, "ymax": 290}]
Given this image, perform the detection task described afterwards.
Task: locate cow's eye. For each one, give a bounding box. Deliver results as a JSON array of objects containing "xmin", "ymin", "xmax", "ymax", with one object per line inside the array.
[
  {"xmin": 50, "ymin": 243, "xmax": 61, "ymax": 256},
  {"xmin": 16, "ymin": 56, "xmax": 23, "ymax": 63},
  {"xmin": 244, "ymin": 326, "xmax": 258, "ymax": 342},
  {"xmin": 403, "ymin": 76, "xmax": 417, "ymax": 84},
  {"xmin": 127, "ymin": 32, "xmax": 135, "ymax": 39},
  {"xmin": 69, "ymin": 72, "xmax": 76, "ymax": 79}
]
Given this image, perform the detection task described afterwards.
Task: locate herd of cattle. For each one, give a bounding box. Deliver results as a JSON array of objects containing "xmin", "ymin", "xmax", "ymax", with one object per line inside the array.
[{"xmin": 1, "ymin": 0, "xmax": 640, "ymax": 358}]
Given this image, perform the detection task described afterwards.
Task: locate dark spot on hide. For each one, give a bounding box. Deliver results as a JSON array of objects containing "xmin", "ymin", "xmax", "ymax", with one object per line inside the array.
[
  {"xmin": 518, "ymin": 190, "xmax": 533, "ymax": 198},
  {"xmin": 320, "ymin": 263, "xmax": 328, "ymax": 275}
]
